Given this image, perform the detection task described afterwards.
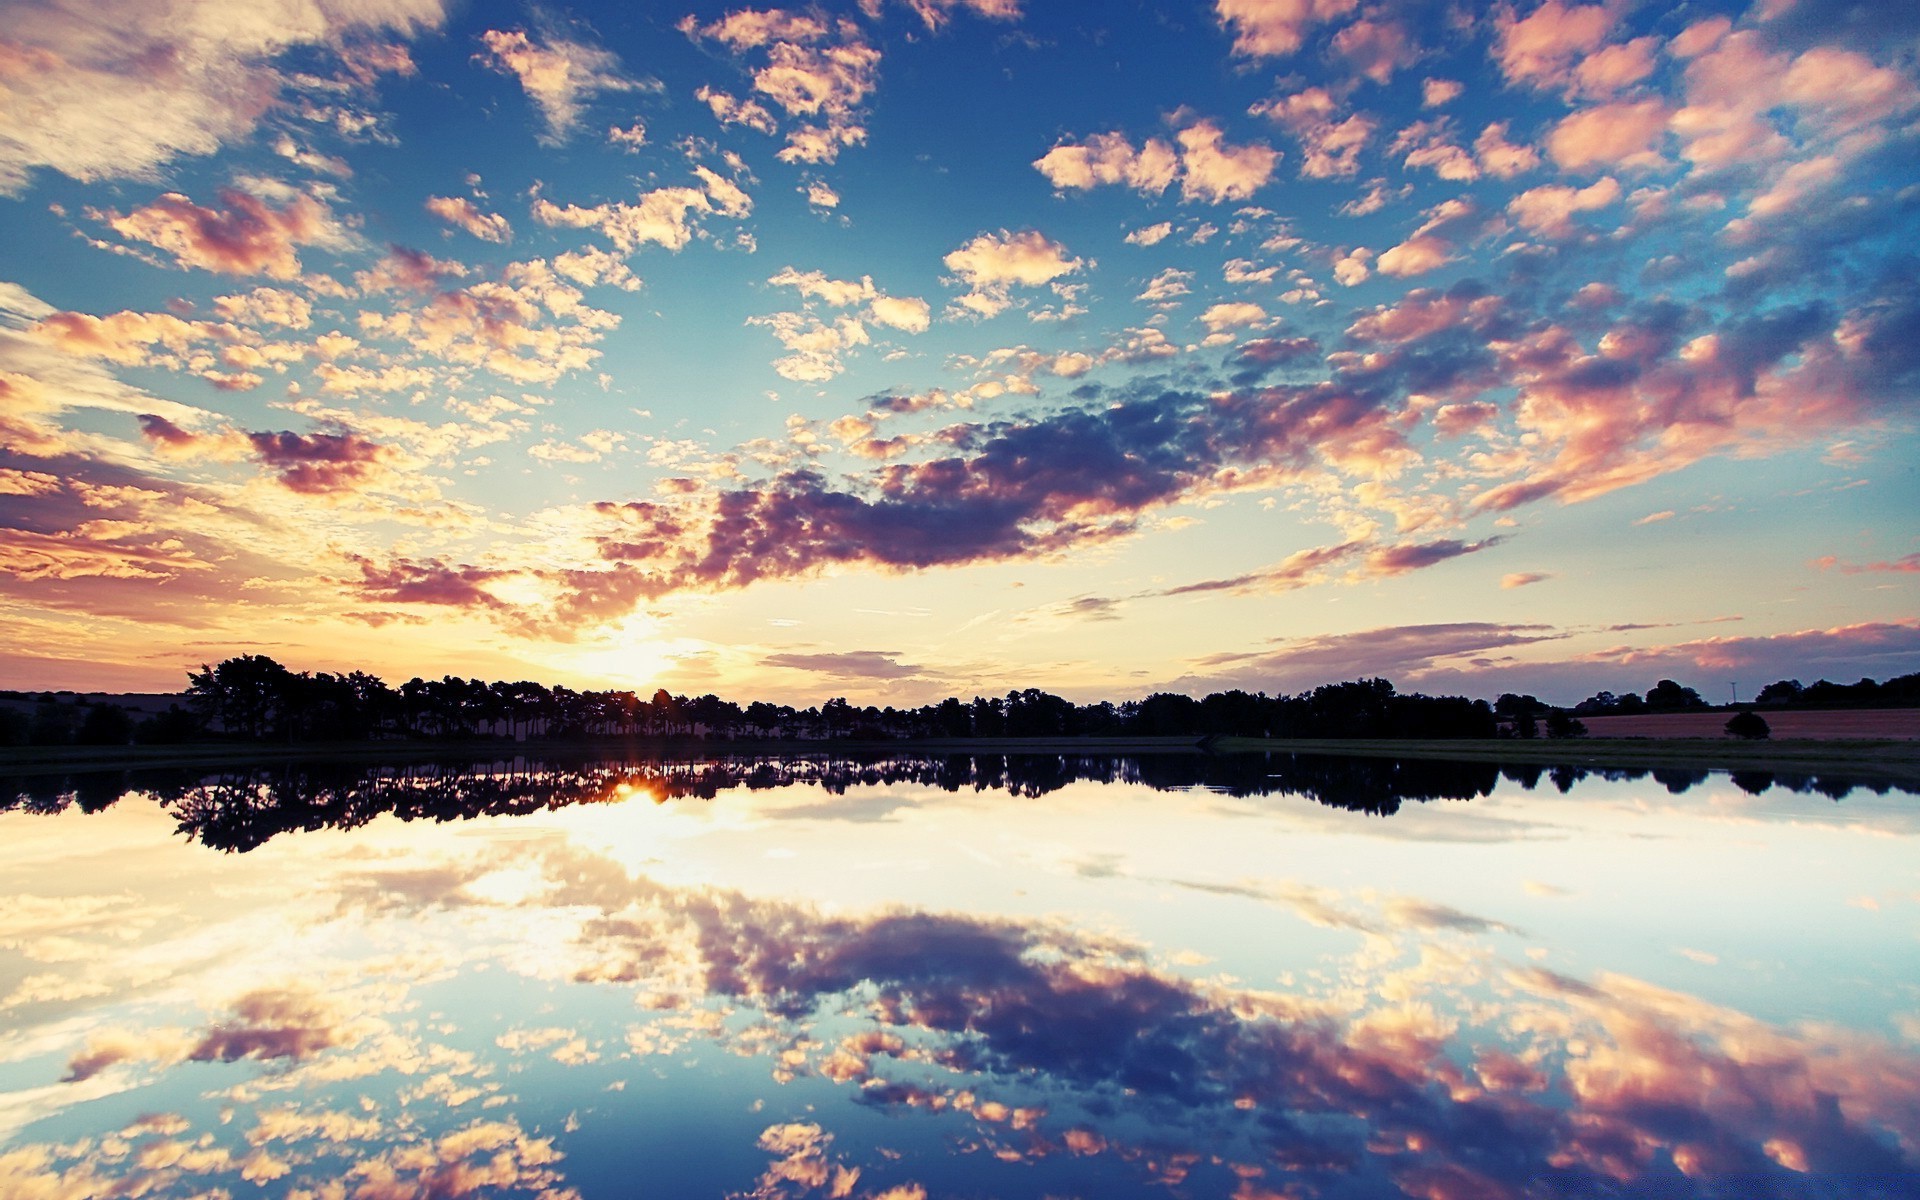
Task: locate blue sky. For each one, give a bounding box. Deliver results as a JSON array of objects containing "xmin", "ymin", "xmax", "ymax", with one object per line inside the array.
[{"xmin": 0, "ymin": 0, "xmax": 1915, "ymax": 701}]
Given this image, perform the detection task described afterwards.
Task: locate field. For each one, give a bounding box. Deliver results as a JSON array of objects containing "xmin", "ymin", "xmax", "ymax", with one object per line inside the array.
[{"xmin": 1576, "ymin": 708, "xmax": 1920, "ymax": 740}]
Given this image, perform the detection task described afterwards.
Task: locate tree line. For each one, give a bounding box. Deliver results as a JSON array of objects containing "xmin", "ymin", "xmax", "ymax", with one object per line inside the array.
[
  {"xmin": 1, "ymin": 655, "xmax": 1914, "ymax": 749},
  {"xmin": 7, "ymin": 750, "xmax": 1890, "ymax": 853}
]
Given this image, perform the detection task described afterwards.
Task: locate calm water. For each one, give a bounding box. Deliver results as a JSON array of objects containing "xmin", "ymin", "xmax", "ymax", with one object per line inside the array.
[{"xmin": 3, "ymin": 752, "xmax": 1917, "ymax": 1198}]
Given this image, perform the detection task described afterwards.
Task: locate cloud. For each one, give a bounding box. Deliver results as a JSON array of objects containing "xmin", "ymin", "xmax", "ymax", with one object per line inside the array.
[
  {"xmin": 1376, "ymin": 233, "xmax": 1455, "ymax": 278},
  {"xmin": 1033, "ymin": 119, "xmax": 1277, "ymax": 203},
  {"xmin": 1175, "ymin": 120, "xmax": 1280, "ymax": 203},
  {"xmin": 1493, "ymin": 0, "xmax": 1618, "ymax": 91},
  {"xmin": 531, "ymin": 168, "xmax": 752, "ymax": 254},
  {"xmin": 0, "ymin": 0, "xmax": 444, "ymax": 193},
  {"xmin": 476, "ymin": 27, "xmax": 648, "ymax": 144},
  {"xmin": 944, "ymin": 230, "xmax": 1083, "ymax": 318},
  {"xmin": 1364, "ymin": 536, "xmax": 1501, "ymax": 577},
  {"xmin": 1506, "ymin": 177, "xmax": 1621, "ymax": 237},
  {"xmin": 1474, "ymin": 122, "xmax": 1539, "ymax": 179},
  {"xmin": 1546, "ymin": 99, "xmax": 1671, "ymax": 171},
  {"xmin": 1033, "ymin": 133, "xmax": 1180, "ymax": 194},
  {"xmin": 187, "ymin": 988, "xmax": 365, "ymax": 1063},
  {"xmin": 1200, "ymin": 302, "xmax": 1269, "ymax": 333},
  {"xmin": 425, "ymin": 196, "xmax": 512, "ymax": 243},
  {"xmin": 103, "ymin": 186, "xmax": 352, "ymax": 279},
  {"xmin": 1331, "ymin": 18, "xmax": 1416, "ymax": 85},
  {"xmin": 1501, "ymin": 572, "xmax": 1552, "ymax": 589},
  {"xmin": 748, "ymin": 311, "xmax": 871, "ymax": 381},
  {"xmin": 767, "ymin": 268, "xmax": 929, "ymax": 335},
  {"xmin": 1815, "ymin": 552, "xmax": 1920, "ymax": 574},
  {"xmin": 246, "ymin": 429, "xmax": 387, "ymax": 494},
  {"xmin": 682, "ymin": 9, "xmax": 882, "ymax": 165},
  {"xmin": 1215, "ymin": 0, "xmax": 1358, "ymax": 58},
  {"xmin": 212, "ymin": 287, "xmax": 312, "ymax": 329},
  {"xmin": 349, "ymin": 556, "xmax": 512, "ymax": 610},
  {"xmin": 868, "ymin": 294, "xmax": 931, "ymax": 333},
  {"xmin": 1175, "ymin": 621, "xmax": 1567, "ymax": 693},
  {"xmin": 1253, "ymin": 88, "xmax": 1376, "ymax": 178},
  {"xmin": 763, "ymin": 650, "xmax": 928, "ymax": 681}
]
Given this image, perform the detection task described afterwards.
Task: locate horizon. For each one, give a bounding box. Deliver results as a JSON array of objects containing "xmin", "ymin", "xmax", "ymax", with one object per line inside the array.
[{"xmin": 2, "ymin": 0, "xmax": 1917, "ymax": 706}]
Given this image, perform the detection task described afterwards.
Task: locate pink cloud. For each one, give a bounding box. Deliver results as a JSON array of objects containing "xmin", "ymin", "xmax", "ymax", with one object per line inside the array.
[
  {"xmin": 350, "ymin": 555, "xmax": 512, "ymax": 610},
  {"xmin": 476, "ymin": 27, "xmax": 646, "ymax": 144},
  {"xmin": 1815, "ymin": 552, "xmax": 1920, "ymax": 574},
  {"xmin": 1376, "ymin": 233, "xmax": 1455, "ymax": 278},
  {"xmin": 1254, "ymin": 88, "xmax": 1376, "ymax": 178},
  {"xmin": 1331, "ymin": 19, "xmax": 1416, "ymax": 84},
  {"xmin": 1175, "ymin": 120, "xmax": 1280, "ymax": 203},
  {"xmin": 1507, "ymin": 177, "xmax": 1621, "ymax": 238},
  {"xmin": 105, "ymin": 187, "xmax": 348, "ymax": 279},
  {"xmin": 425, "ymin": 196, "xmax": 512, "ymax": 243},
  {"xmin": 1546, "ymin": 100, "xmax": 1670, "ymax": 171},
  {"xmin": 1493, "ymin": 0, "xmax": 1617, "ymax": 90},
  {"xmin": 1215, "ymin": 0, "xmax": 1358, "ymax": 58}
]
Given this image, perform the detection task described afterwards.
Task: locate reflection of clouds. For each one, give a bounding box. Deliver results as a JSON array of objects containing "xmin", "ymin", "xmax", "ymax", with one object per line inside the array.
[
  {"xmin": 1152, "ymin": 874, "xmax": 1518, "ymax": 940},
  {"xmin": 510, "ymin": 842, "xmax": 1920, "ymax": 1195},
  {"xmin": 5, "ymin": 798, "xmax": 1918, "ymax": 1198},
  {"xmin": 62, "ymin": 986, "xmax": 376, "ymax": 1082}
]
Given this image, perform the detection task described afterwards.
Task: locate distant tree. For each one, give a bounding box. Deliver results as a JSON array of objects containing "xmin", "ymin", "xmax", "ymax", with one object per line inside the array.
[
  {"xmin": 76, "ymin": 703, "xmax": 134, "ymax": 746},
  {"xmin": 0, "ymin": 706, "xmax": 28, "ymax": 746},
  {"xmin": 1544, "ymin": 710, "xmax": 1587, "ymax": 738},
  {"xmin": 1495, "ymin": 693, "xmax": 1546, "ymax": 738},
  {"xmin": 1754, "ymin": 679, "xmax": 1803, "ymax": 706},
  {"xmin": 1725, "ymin": 710, "xmax": 1771, "ymax": 740},
  {"xmin": 1644, "ymin": 679, "xmax": 1708, "ymax": 712},
  {"xmin": 135, "ymin": 705, "xmax": 204, "ymax": 745},
  {"xmin": 28, "ymin": 700, "xmax": 75, "ymax": 746}
]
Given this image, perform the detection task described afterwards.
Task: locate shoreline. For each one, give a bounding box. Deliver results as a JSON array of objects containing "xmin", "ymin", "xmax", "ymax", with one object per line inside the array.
[{"xmin": 2, "ymin": 734, "xmax": 1916, "ymax": 788}]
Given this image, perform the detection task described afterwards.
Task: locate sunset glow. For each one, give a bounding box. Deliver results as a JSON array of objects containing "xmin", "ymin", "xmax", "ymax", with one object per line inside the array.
[{"xmin": 1, "ymin": 0, "xmax": 1915, "ymax": 700}]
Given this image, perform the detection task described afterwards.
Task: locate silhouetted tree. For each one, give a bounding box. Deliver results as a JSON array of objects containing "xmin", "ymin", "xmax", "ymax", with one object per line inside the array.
[
  {"xmin": 135, "ymin": 705, "xmax": 204, "ymax": 744},
  {"xmin": 1544, "ymin": 710, "xmax": 1586, "ymax": 738},
  {"xmin": 1725, "ymin": 710, "xmax": 1771, "ymax": 740},
  {"xmin": 1644, "ymin": 679, "xmax": 1708, "ymax": 712},
  {"xmin": 28, "ymin": 699, "xmax": 76, "ymax": 746},
  {"xmin": 76, "ymin": 704, "xmax": 134, "ymax": 746}
]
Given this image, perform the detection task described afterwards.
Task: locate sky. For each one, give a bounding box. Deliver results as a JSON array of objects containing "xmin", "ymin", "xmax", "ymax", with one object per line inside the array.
[{"xmin": 0, "ymin": 0, "xmax": 1916, "ymax": 704}]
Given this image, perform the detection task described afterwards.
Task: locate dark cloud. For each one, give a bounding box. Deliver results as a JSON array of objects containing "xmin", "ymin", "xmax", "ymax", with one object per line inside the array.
[
  {"xmin": 762, "ymin": 650, "xmax": 926, "ymax": 681},
  {"xmin": 136, "ymin": 413, "xmax": 199, "ymax": 447},
  {"xmin": 188, "ymin": 989, "xmax": 358, "ymax": 1063},
  {"xmin": 1365, "ymin": 536, "xmax": 1502, "ymax": 577},
  {"xmin": 247, "ymin": 430, "xmax": 385, "ymax": 494},
  {"xmin": 349, "ymin": 555, "xmax": 510, "ymax": 610}
]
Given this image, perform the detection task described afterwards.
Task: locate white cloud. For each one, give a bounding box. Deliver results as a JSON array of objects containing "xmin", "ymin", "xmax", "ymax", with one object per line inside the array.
[
  {"xmin": 0, "ymin": 0, "xmax": 445, "ymax": 194},
  {"xmin": 477, "ymin": 27, "xmax": 650, "ymax": 145},
  {"xmin": 944, "ymin": 230, "xmax": 1084, "ymax": 319}
]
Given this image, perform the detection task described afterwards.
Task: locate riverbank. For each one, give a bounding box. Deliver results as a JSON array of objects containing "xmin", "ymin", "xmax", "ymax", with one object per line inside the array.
[
  {"xmin": 1210, "ymin": 736, "xmax": 1920, "ymax": 787},
  {"xmin": 4, "ymin": 733, "xmax": 1918, "ymax": 788}
]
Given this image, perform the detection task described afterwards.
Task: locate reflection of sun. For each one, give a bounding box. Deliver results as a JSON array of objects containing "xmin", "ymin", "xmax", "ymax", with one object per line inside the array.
[{"xmin": 610, "ymin": 781, "xmax": 662, "ymax": 805}]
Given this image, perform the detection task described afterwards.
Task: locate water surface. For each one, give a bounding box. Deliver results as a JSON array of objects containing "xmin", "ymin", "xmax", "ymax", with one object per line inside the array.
[{"xmin": 3, "ymin": 753, "xmax": 1917, "ymax": 1198}]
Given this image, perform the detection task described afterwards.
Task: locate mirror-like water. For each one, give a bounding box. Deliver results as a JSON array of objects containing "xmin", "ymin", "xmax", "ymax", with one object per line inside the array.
[{"xmin": 3, "ymin": 752, "xmax": 1917, "ymax": 1198}]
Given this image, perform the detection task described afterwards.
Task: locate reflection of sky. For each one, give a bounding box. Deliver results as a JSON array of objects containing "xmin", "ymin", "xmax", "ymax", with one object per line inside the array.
[{"xmin": 3, "ymin": 765, "xmax": 1919, "ymax": 1197}]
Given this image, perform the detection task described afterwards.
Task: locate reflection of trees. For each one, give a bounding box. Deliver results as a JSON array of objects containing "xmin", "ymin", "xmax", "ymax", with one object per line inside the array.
[{"xmin": 1, "ymin": 751, "xmax": 1903, "ymax": 852}]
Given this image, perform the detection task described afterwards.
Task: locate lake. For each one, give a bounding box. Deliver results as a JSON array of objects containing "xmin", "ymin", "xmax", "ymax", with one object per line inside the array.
[{"xmin": 3, "ymin": 751, "xmax": 1917, "ymax": 1198}]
